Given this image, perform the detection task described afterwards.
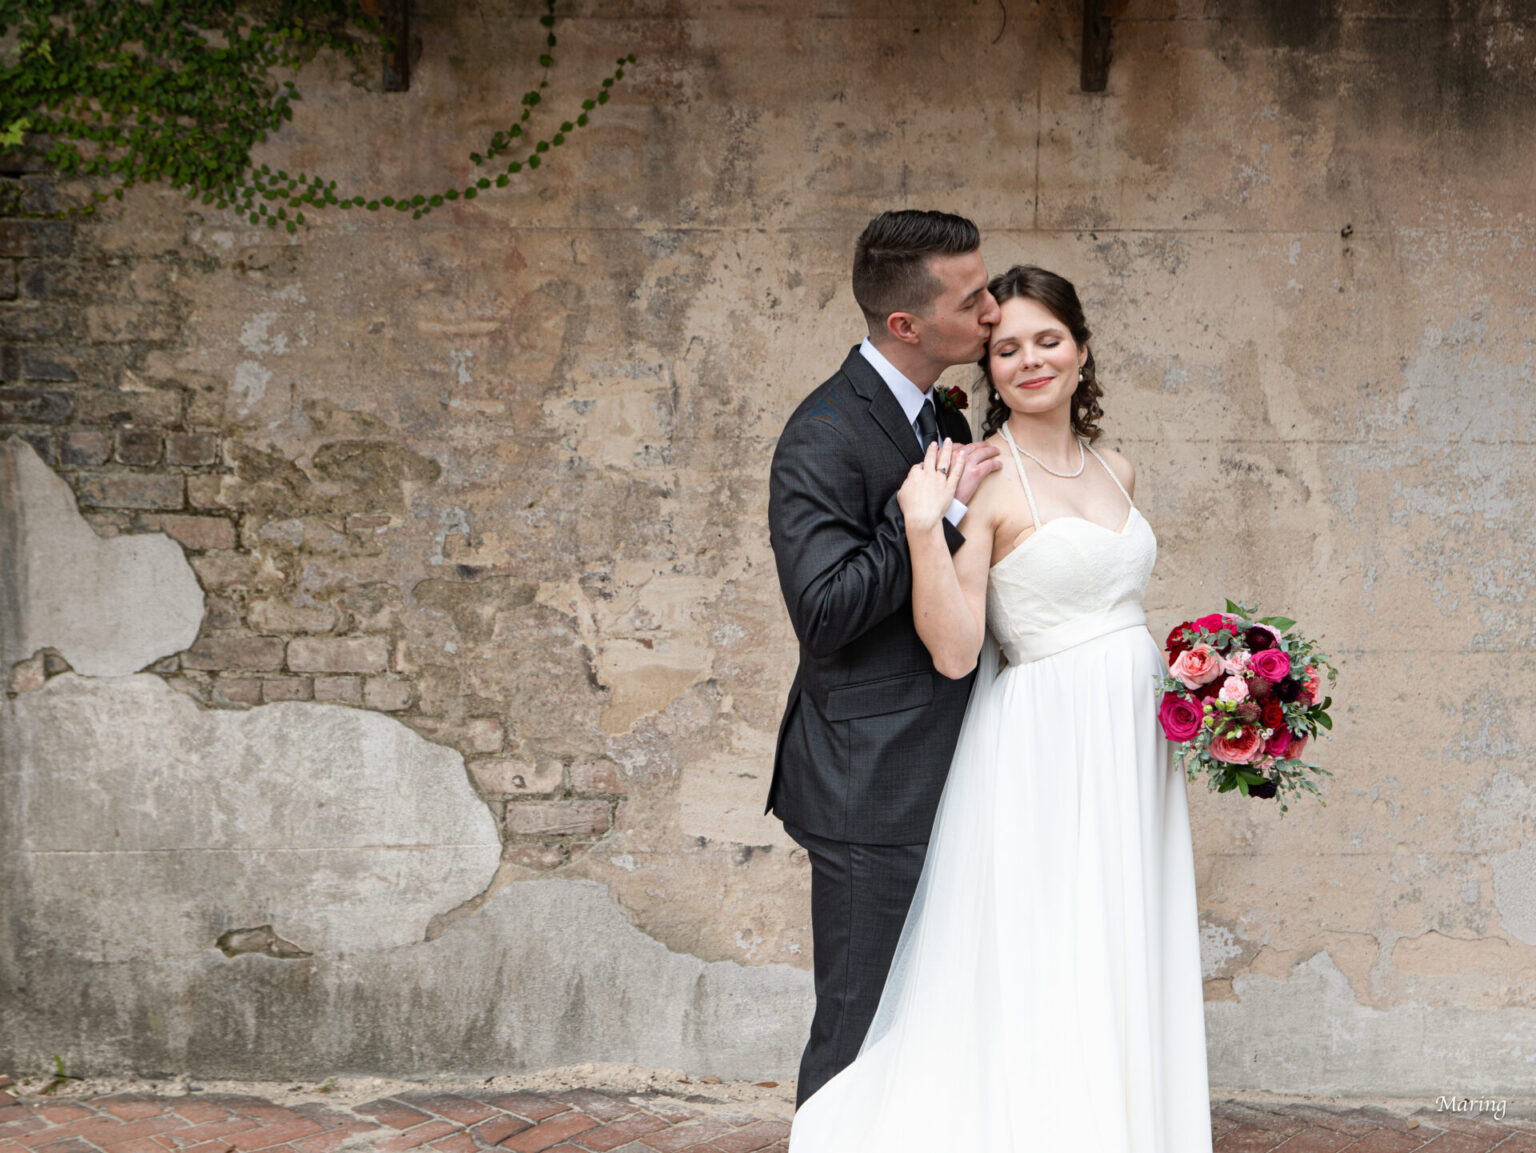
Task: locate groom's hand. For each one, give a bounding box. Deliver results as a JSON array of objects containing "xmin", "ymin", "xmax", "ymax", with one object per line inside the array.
[{"xmin": 952, "ymin": 442, "xmax": 1002, "ymax": 506}]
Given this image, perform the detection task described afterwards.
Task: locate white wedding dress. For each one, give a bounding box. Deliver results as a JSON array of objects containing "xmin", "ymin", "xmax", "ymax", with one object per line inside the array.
[{"xmin": 789, "ymin": 433, "xmax": 1212, "ymax": 1152}]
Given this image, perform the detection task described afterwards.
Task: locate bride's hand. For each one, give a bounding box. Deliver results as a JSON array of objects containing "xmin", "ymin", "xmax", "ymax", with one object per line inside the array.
[{"xmin": 898, "ymin": 438, "xmax": 963, "ymax": 533}]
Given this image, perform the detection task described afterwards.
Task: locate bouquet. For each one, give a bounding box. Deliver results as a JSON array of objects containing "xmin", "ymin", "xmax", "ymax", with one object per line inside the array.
[{"xmin": 1157, "ymin": 600, "xmax": 1337, "ymax": 812}]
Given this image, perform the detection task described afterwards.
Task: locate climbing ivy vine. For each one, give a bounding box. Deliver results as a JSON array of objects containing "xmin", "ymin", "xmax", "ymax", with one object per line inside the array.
[{"xmin": 0, "ymin": 0, "xmax": 633, "ymax": 227}]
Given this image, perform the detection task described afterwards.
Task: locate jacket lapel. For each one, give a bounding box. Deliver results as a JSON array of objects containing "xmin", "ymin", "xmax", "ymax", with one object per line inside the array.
[{"xmin": 841, "ymin": 348, "xmax": 924, "ymax": 467}]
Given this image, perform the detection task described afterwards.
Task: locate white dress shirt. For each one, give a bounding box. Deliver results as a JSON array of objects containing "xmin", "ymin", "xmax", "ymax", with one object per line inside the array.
[{"xmin": 859, "ymin": 338, "xmax": 967, "ymax": 527}]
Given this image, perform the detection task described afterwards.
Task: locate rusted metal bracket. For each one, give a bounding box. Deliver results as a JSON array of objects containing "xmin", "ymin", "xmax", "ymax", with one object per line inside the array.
[
  {"xmin": 382, "ymin": 0, "xmax": 410, "ymax": 92},
  {"xmin": 1081, "ymin": 0, "xmax": 1113, "ymax": 92},
  {"xmin": 361, "ymin": 0, "xmax": 411, "ymax": 91}
]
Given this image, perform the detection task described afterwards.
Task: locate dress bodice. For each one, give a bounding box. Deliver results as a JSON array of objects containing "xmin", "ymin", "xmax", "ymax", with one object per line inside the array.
[{"xmin": 986, "ymin": 428, "xmax": 1157, "ymax": 665}]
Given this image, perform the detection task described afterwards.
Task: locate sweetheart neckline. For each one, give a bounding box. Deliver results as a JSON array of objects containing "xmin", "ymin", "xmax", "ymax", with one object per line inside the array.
[{"xmin": 988, "ymin": 507, "xmax": 1141, "ymax": 573}]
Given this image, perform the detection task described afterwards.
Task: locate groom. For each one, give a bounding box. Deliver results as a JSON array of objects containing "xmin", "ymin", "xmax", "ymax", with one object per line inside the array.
[{"xmin": 766, "ymin": 209, "xmax": 1002, "ymax": 1106}]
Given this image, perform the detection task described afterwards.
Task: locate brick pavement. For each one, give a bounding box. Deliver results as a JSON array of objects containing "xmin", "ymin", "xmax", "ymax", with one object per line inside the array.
[{"xmin": 2, "ymin": 1080, "xmax": 1532, "ymax": 1153}]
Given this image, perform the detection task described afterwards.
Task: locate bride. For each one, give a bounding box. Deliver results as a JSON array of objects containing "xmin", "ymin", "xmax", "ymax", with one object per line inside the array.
[{"xmin": 788, "ymin": 266, "xmax": 1213, "ymax": 1152}]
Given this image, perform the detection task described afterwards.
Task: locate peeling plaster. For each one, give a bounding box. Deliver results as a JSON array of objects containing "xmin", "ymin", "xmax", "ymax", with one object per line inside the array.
[{"xmin": 0, "ymin": 439, "xmax": 203, "ymax": 675}]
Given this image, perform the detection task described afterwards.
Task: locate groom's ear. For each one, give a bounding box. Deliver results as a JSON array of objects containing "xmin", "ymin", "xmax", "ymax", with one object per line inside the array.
[{"xmin": 885, "ymin": 310, "xmax": 923, "ymax": 346}]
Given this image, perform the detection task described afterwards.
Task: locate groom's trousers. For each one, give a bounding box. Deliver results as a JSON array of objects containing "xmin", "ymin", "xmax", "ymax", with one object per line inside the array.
[{"xmin": 783, "ymin": 822, "xmax": 927, "ymax": 1108}]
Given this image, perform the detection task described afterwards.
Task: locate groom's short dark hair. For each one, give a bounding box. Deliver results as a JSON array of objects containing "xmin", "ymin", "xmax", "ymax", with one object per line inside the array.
[{"xmin": 852, "ymin": 210, "xmax": 980, "ymax": 330}]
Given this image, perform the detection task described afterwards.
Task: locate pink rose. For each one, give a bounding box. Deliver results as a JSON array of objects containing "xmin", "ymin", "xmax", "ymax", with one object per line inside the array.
[
  {"xmin": 1265, "ymin": 727, "xmax": 1292, "ymax": 757},
  {"xmin": 1158, "ymin": 693, "xmax": 1204, "ymax": 742},
  {"xmin": 1249, "ymin": 648, "xmax": 1291, "ymax": 683},
  {"xmin": 1211, "ymin": 725, "xmax": 1263, "ymax": 764},
  {"xmin": 1221, "ymin": 651, "xmax": 1252, "ymax": 676},
  {"xmin": 1302, "ymin": 666, "xmax": 1322, "ymax": 705},
  {"xmin": 1170, "ymin": 644, "xmax": 1222, "ymax": 688},
  {"xmin": 1218, "ymin": 676, "xmax": 1249, "ymax": 703}
]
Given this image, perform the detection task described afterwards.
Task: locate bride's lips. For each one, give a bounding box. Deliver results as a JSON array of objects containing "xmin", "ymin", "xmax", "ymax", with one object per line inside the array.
[{"xmin": 1017, "ymin": 375, "xmax": 1054, "ymax": 390}]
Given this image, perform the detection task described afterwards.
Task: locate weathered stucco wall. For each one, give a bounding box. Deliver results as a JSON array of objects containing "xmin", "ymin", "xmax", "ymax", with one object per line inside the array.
[{"xmin": 2, "ymin": 0, "xmax": 1535, "ymax": 1093}]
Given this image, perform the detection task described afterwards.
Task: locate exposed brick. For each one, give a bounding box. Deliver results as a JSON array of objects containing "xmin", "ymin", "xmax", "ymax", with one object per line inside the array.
[
  {"xmin": 499, "ymin": 1114, "xmax": 598, "ymax": 1153},
  {"xmin": 504, "ymin": 801, "xmax": 611, "ymax": 837},
  {"xmin": 0, "ymin": 219, "xmax": 71, "ymax": 257},
  {"xmin": 205, "ymin": 596, "xmax": 242, "ymax": 630},
  {"xmin": 36, "ymin": 1105, "xmax": 94, "ymax": 1124},
  {"xmin": 0, "ymin": 386, "xmax": 73, "ymax": 424},
  {"xmin": 286, "ymin": 636, "xmax": 389, "ymax": 674},
  {"xmin": 352, "ymin": 1101, "xmax": 432, "ymax": 1131},
  {"xmin": 224, "ymin": 1119, "xmax": 326, "ymax": 1151},
  {"xmin": 478, "ymin": 1096, "xmax": 568, "ymax": 1123},
  {"xmin": 76, "ymin": 389, "xmax": 181, "ymax": 427},
  {"xmin": 248, "ymin": 600, "xmax": 338, "ymax": 634},
  {"xmin": 21, "ymin": 260, "xmax": 95, "ymax": 300},
  {"xmin": 425, "ymin": 1133, "xmax": 476, "ymax": 1153},
  {"xmin": 181, "ymin": 635, "xmax": 285, "ymax": 673},
  {"xmin": 191, "ymin": 551, "xmax": 286, "ymax": 592},
  {"xmin": 12, "ymin": 429, "xmax": 55, "ymax": 465},
  {"xmin": 61, "ymin": 428, "xmax": 111, "ymax": 465},
  {"xmin": 0, "ymin": 259, "xmax": 15, "ymax": 299},
  {"xmin": 262, "ymin": 676, "xmax": 314, "ymax": 703},
  {"xmin": 115, "ymin": 428, "xmax": 163, "ymax": 467},
  {"xmin": 467, "ymin": 1116, "xmax": 530, "ymax": 1146},
  {"xmin": 212, "ymin": 675, "xmax": 262, "ymax": 705},
  {"xmin": 576, "ymin": 1112, "xmax": 668, "ymax": 1152},
  {"xmin": 501, "ymin": 843, "xmax": 566, "ymax": 870},
  {"xmin": 464, "ymin": 717, "xmax": 504, "ymax": 753},
  {"xmin": 709, "ymin": 1120, "xmax": 792, "ymax": 1153},
  {"xmin": 0, "ymin": 302, "xmax": 70, "ymax": 341},
  {"xmin": 96, "ymin": 1098, "xmax": 164, "ymax": 1121},
  {"xmin": 314, "ymin": 675, "xmax": 363, "ymax": 704},
  {"xmin": 186, "ymin": 474, "xmax": 226, "ymax": 509},
  {"xmin": 376, "ymin": 1121, "xmax": 459, "ymax": 1153},
  {"xmin": 394, "ymin": 1096, "xmax": 496, "ymax": 1127},
  {"xmin": 1265, "ymin": 1129, "xmax": 1357, "ymax": 1153},
  {"xmin": 472, "ymin": 758, "xmax": 561, "ymax": 795},
  {"xmin": 152, "ymin": 514, "xmax": 237, "ymax": 551},
  {"xmin": 363, "ymin": 677, "xmax": 412, "ymax": 711},
  {"xmin": 20, "ymin": 347, "xmax": 80, "ymax": 382},
  {"xmin": 75, "ymin": 472, "xmax": 184, "ymax": 510},
  {"xmin": 165, "ymin": 431, "xmax": 219, "ymax": 467},
  {"xmin": 570, "ymin": 759, "xmax": 626, "ymax": 794},
  {"xmin": 546, "ymin": 1092, "xmax": 635, "ymax": 1125}
]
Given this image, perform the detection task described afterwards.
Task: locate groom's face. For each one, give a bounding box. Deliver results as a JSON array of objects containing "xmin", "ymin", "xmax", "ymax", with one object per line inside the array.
[{"xmin": 914, "ymin": 250, "xmax": 1000, "ymax": 367}]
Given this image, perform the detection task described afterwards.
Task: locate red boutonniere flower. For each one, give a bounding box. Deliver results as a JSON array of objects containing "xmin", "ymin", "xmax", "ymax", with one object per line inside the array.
[{"xmin": 934, "ymin": 385, "xmax": 968, "ymax": 412}]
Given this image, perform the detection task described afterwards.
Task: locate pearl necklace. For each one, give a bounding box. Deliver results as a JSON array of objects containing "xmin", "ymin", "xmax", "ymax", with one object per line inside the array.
[{"xmin": 1001, "ymin": 423, "xmax": 1085, "ymax": 478}]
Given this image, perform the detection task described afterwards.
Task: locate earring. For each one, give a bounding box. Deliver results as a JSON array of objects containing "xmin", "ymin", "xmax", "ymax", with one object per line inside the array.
[{"xmin": 1078, "ymin": 370, "xmax": 1084, "ymax": 382}]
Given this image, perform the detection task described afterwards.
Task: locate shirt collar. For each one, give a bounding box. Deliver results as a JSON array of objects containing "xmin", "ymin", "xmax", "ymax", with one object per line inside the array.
[{"xmin": 859, "ymin": 337, "xmax": 932, "ymax": 427}]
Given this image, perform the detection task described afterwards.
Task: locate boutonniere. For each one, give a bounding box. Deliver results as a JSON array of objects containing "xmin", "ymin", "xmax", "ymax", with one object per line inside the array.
[{"xmin": 934, "ymin": 385, "xmax": 968, "ymax": 412}]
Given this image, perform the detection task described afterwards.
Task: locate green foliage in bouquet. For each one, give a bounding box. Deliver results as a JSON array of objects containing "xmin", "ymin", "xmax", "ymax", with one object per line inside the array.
[
  {"xmin": 1159, "ymin": 600, "xmax": 1338, "ymax": 815},
  {"xmin": 0, "ymin": 0, "xmax": 633, "ymax": 228}
]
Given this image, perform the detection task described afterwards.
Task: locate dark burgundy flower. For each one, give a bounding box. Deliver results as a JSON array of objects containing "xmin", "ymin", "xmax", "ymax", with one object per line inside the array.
[
  {"xmin": 1244, "ymin": 626, "xmax": 1275, "ymax": 652},
  {"xmin": 1274, "ymin": 677, "xmax": 1302, "ymax": 703},
  {"xmin": 1248, "ymin": 780, "xmax": 1278, "ymax": 799}
]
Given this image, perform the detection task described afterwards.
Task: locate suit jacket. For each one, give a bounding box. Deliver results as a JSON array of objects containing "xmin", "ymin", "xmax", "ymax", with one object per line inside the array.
[{"xmin": 766, "ymin": 346, "xmax": 978, "ymax": 845}]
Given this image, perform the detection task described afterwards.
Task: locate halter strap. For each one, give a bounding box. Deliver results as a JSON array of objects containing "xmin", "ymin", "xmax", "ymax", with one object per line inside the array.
[
  {"xmin": 1085, "ymin": 442, "xmax": 1134, "ymax": 509},
  {"xmin": 999, "ymin": 426, "xmax": 1135, "ymax": 529},
  {"xmin": 998, "ymin": 424, "xmax": 1041, "ymax": 526}
]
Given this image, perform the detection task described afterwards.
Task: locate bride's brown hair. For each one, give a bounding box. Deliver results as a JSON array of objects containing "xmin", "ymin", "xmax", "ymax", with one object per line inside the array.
[{"xmin": 979, "ymin": 265, "xmax": 1105, "ymax": 443}]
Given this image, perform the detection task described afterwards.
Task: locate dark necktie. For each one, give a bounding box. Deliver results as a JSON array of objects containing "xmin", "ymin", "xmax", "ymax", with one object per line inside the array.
[{"xmin": 915, "ymin": 398, "xmax": 939, "ymax": 451}]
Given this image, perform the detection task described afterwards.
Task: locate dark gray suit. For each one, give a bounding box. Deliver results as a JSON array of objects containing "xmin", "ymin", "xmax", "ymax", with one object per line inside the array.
[{"xmin": 766, "ymin": 346, "xmax": 977, "ymax": 1104}]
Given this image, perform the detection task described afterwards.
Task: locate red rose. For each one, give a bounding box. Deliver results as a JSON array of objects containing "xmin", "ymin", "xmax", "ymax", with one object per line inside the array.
[
  {"xmin": 1261, "ymin": 700, "xmax": 1285, "ymax": 729},
  {"xmin": 1166, "ymin": 622, "xmax": 1195, "ymax": 657},
  {"xmin": 1193, "ymin": 613, "xmax": 1231, "ymax": 635},
  {"xmin": 1265, "ymin": 727, "xmax": 1292, "ymax": 757},
  {"xmin": 1159, "ymin": 692, "xmax": 1204, "ymax": 742}
]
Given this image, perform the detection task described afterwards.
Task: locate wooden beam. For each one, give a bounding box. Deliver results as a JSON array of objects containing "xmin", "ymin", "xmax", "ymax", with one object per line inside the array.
[{"xmin": 1081, "ymin": 0, "xmax": 1112, "ymax": 92}]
